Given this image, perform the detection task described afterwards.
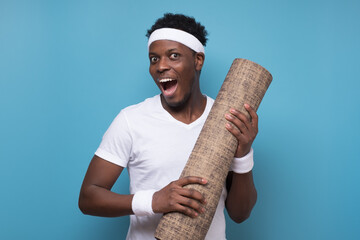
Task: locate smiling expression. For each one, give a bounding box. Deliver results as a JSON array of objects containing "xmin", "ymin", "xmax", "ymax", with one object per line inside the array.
[{"xmin": 148, "ymin": 40, "xmax": 204, "ymax": 109}]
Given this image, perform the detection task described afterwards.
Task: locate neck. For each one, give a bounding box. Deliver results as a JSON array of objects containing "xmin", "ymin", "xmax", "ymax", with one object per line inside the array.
[{"xmin": 160, "ymin": 89, "xmax": 207, "ymax": 125}]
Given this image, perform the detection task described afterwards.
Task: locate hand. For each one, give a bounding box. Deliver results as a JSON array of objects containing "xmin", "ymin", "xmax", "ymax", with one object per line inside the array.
[
  {"xmin": 225, "ymin": 103, "xmax": 258, "ymax": 158},
  {"xmin": 152, "ymin": 176, "xmax": 207, "ymax": 218}
]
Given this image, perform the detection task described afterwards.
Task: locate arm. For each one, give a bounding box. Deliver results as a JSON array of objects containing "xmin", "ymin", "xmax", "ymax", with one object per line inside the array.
[
  {"xmin": 224, "ymin": 104, "xmax": 258, "ymax": 223},
  {"xmin": 79, "ymin": 155, "xmax": 207, "ymax": 218},
  {"xmin": 78, "ymin": 155, "xmax": 133, "ymax": 217},
  {"xmin": 225, "ymin": 171, "xmax": 257, "ymax": 223}
]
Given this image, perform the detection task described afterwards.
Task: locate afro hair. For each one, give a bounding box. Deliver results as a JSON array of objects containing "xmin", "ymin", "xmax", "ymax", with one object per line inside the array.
[{"xmin": 146, "ymin": 13, "xmax": 208, "ymax": 46}]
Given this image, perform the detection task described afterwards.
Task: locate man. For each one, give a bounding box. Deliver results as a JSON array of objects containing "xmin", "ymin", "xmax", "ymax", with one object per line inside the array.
[{"xmin": 79, "ymin": 13, "xmax": 258, "ymax": 239}]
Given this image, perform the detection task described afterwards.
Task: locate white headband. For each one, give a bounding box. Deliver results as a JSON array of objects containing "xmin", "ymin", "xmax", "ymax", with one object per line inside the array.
[{"xmin": 148, "ymin": 28, "xmax": 205, "ymax": 54}]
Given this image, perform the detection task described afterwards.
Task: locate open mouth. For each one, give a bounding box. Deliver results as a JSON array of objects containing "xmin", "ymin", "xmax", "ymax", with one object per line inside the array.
[{"xmin": 159, "ymin": 78, "xmax": 178, "ymax": 96}]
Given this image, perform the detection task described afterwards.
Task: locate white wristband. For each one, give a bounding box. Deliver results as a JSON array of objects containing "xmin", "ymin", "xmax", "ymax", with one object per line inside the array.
[
  {"xmin": 230, "ymin": 148, "xmax": 254, "ymax": 173},
  {"xmin": 131, "ymin": 190, "xmax": 156, "ymax": 216}
]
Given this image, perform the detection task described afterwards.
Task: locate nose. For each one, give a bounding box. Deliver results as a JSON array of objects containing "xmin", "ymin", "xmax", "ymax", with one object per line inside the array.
[{"xmin": 157, "ymin": 57, "xmax": 170, "ymax": 73}]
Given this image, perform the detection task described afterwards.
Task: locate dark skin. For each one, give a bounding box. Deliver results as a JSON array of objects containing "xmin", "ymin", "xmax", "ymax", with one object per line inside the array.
[{"xmin": 79, "ymin": 40, "xmax": 257, "ymax": 222}]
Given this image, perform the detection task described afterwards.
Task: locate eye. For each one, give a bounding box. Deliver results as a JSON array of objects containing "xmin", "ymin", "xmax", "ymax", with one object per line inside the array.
[
  {"xmin": 150, "ymin": 56, "xmax": 159, "ymax": 63},
  {"xmin": 170, "ymin": 53, "xmax": 179, "ymax": 59}
]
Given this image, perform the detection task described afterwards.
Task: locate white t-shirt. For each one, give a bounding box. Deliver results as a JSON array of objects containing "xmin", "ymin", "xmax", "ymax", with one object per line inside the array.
[{"xmin": 95, "ymin": 95, "xmax": 227, "ymax": 240}]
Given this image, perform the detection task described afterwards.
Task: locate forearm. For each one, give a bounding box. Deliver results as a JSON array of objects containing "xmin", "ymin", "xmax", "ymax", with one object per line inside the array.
[
  {"xmin": 79, "ymin": 184, "xmax": 133, "ymax": 217},
  {"xmin": 225, "ymin": 171, "xmax": 257, "ymax": 223}
]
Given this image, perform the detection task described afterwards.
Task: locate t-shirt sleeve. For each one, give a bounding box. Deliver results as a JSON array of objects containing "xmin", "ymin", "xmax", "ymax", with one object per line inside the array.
[{"xmin": 95, "ymin": 110, "xmax": 132, "ymax": 167}]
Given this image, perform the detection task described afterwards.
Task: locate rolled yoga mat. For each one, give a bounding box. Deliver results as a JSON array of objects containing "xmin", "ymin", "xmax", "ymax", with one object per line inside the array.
[{"xmin": 155, "ymin": 58, "xmax": 273, "ymax": 240}]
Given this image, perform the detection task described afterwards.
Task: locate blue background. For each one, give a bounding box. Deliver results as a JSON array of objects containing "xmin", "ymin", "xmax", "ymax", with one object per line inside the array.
[{"xmin": 1, "ymin": 0, "xmax": 359, "ymax": 239}]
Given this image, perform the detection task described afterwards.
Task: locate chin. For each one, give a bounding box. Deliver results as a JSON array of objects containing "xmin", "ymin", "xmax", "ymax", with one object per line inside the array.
[{"xmin": 162, "ymin": 93, "xmax": 190, "ymax": 109}]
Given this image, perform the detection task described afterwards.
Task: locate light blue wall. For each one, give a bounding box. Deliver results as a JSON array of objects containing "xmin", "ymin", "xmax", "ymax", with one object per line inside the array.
[{"xmin": 1, "ymin": 0, "xmax": 359, "ymax": 239}]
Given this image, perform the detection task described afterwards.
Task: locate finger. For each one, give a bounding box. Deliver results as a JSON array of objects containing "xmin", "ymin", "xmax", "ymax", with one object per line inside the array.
[
  {"xmin": 177, "ymin": 187, "xmax": 206, "ymax": 204},
  {"xmin": 175, "ymin": 203, "xmax": 200, "ymax": 218},
  {"xmin": 176, "ymin": 176, "xmax": 207, "ymax": 187},
  {"xmin": 229, "ymin": 108, "xmax": 253, "ymax": 129},
  {"xmin": 225, "ymin": 112, "xmax": 250, "ymax": 135},
  {"xmin": 177, "ymin": 195, "xmax": 205, "ymax": 214},
  {"xmin": 225, "ymin": 122, "xmax": 248, "ymax": 142},
  {"xmin": 244, "ymin": 104, "xmax": 258, "ymax": 130}
]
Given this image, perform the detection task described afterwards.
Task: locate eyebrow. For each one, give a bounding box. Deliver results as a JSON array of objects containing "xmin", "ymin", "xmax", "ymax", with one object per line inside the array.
[{"xmin": 167, "ymin": 48, "xmax": 178, "ymax": 52}]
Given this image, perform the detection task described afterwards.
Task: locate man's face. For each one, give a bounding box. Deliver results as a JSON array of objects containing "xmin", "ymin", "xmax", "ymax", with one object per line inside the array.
[{"xmin": 148, "ymin": 40, "xmax": 203, "ymax": 108}]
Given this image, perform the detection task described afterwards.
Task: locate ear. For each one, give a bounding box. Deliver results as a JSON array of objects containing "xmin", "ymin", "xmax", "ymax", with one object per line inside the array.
[{"xmin": 194, "ymin": 52, "xmax": 205, "ymax": 71}]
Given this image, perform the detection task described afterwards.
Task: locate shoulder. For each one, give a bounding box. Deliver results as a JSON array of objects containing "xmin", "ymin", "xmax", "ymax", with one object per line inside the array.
[
  {"xmin": 118, "ymin": 95, "xmax": 161, "ymax": 120},
  {"xmin": 206, "ymin": 95, "xmax": 214, "ymax": 104},
  {"xmin": 103, "ymin": 95, "xmax": 161, "ymax": 137},
  {"xmin": 205, "ymin": 95, "xmax": 214, "ymax": 109},
  {"xmin": 122, "ymin": 95, "xmax": 160, "ymax": 114},
  {"xmin": 111, "ymin": 95, "xmax": 163, "ymax": 128}
]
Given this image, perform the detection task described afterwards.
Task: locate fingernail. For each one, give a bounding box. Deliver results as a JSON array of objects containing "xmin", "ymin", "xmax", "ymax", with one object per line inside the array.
[
  {"xmin": 202, "ymin": 178, "xmax": 207, "ymax": 184},
  {"xmin": 225, "ymin": 114, "xmax": 233, "ymax": 120},
  {"xmin": 244, "ymin": 103, "xmax": 250, "ymax": 108},
  {"xmin": 230, "ymin": 108, "xmax": 236, "ymax": 114},
  {"xmin": 226, "ymin": 123, "xmax": 231, "ymax": 129}
]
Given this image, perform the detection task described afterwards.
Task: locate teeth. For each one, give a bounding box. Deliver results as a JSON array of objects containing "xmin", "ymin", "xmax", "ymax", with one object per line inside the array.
[{"xmin": 159, "ymin": 78, "xmax": 175, "ymax": 83}]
